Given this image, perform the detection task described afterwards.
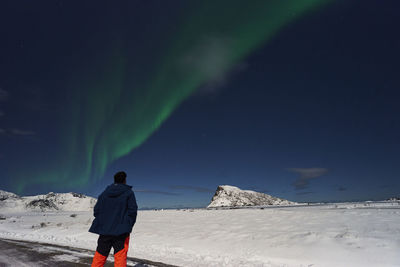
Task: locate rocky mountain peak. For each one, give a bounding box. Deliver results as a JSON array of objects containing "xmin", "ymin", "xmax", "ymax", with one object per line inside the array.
[{"xmin": 208, "ymin": 185, "xmax": 295, "ymax": 208}]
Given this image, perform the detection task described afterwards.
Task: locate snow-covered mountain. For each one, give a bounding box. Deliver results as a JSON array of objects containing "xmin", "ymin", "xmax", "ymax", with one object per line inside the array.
[
  {"xmin": 0, "ymin": 190, "xmax": 96, "ymax": 212},
  {"xmin": 0, "ymin": 190, "xmax": 20, "ymax": 201},
  {"xmin": 208, "ymin": 185, "xmax": 296, "ymax": 208}
]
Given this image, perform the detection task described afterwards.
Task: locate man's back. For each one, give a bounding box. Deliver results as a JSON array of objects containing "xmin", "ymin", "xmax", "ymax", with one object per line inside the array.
[{"xmin": 89, "ymin": 183, "xmax": 138, "ymax": 236}]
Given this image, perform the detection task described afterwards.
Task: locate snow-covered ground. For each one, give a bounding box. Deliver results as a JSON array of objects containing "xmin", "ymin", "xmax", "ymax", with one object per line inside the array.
[{"xmin": 1, "ymin": 202, "xmax": 399, "ymax": 266}]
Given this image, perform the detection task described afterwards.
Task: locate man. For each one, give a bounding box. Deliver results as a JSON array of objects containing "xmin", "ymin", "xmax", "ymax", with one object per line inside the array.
[{"xmin": 89, "ymin": 171, "xmax": 138, "ymax": 267}]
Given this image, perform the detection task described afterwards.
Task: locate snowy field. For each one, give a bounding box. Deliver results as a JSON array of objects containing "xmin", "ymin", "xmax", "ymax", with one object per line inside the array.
[{"xmin": 0, "ymin": 202, "xmax": 399, "ymax": 267}]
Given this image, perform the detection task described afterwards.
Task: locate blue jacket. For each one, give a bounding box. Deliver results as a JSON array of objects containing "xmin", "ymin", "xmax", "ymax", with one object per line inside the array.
[{"xmin": 89, "ymin": 183, "xmax": 138, "ymax": 236}]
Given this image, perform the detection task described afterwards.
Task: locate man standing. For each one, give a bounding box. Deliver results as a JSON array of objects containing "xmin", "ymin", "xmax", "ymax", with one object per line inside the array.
[{"xmin": 89, "ymin": 171, "xmax": 138, "ymax": 267}]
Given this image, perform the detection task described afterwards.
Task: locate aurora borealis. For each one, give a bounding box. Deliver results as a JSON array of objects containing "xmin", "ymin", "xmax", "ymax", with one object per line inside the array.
[{"xmin": 1, "ymin": 0, "xmax": 400, "ymax": 207}]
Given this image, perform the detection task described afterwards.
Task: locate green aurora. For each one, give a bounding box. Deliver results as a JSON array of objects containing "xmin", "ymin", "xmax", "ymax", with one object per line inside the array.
[{"xmin": 14, "ymin": 0, "xmax": 331, "ymax": 193}]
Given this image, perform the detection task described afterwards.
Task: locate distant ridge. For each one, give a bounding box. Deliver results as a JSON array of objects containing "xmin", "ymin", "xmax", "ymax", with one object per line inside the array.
[
  {"xmin": 0, "ymin": 189, "xmax": 96, "ymax": 212},
  {"xmin": 207, "ymin": 185, "xmax": 296, "ymax": 208}
]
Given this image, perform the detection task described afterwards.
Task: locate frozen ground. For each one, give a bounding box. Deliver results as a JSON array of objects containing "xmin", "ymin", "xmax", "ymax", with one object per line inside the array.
[
  {"xmin": 0, "ymin": 202, "xmax": 399, "ymax": 266},
  {"xmin": 0, "ymin": 238, "xmax": 175, "ymax": 267}
]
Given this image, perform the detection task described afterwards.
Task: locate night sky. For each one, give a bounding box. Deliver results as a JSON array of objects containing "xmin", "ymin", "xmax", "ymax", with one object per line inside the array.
[{"xmin": 1, "ymin": 0, "xmax": 399, "ymax": 208}]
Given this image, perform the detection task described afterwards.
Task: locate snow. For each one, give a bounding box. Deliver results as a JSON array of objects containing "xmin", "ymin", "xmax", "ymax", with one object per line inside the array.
[
  {"xmin": 0, "ymin": 191, "xmax": 96, "ymax": 212},
  {"xmin": 1, "ymin": 198, "xmax": 400, "ymax": 266},
  {"xmin": 0, "ymin": 190, "xmax": 20, "ymax": 200},
  {"xmin": 208, "ymin": 185, "xmax": 296, "ymax": 208},
  {"xmin": 0, "ymin": 254, "xmax": 33, "ymax": 267}
]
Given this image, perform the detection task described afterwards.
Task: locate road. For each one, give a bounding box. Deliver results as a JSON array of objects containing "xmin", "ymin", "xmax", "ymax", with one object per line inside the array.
[{"xmin": 0, "ymin": 238, "xmax": 177, "ymax": 267}]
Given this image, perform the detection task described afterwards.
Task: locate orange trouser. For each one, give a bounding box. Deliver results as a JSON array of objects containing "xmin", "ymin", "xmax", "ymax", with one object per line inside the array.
[{"xmin": 91, "ymin": 233, "xmax": 130, "ymax": 267}]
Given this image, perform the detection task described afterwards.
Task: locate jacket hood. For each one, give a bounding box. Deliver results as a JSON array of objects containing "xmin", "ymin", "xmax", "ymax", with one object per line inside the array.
[{"xmin": 104, "ymin": 183, "xmax": 132, "ymax": 198}]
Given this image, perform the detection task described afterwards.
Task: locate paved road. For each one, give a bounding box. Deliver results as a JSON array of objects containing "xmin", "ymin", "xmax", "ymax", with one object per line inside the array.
[{"xmin": 0, "ymin": 239, "xmax": 177, "ymax": 267}]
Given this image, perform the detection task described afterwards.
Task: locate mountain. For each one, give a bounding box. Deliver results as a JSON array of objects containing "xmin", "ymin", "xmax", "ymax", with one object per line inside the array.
[
  {"xmin": 207, "ymin": 185, "xmax": 296, "ymax": 208},
  {"xmin": 0, "ymin": 190, "xmax": 96, "ymax": 212},
  {"xmin": 0, "ymin": 190, "xmax": 20, "ymax": 201}
]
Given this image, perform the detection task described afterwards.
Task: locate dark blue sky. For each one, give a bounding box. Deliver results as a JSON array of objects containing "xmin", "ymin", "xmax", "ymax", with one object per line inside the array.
[{"xmin": 0, "ymin": 0, "xmax": 399, "ymax": 208}]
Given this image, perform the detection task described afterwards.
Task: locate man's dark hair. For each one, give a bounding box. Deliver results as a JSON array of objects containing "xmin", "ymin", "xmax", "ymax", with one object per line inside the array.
[{"xmin": 114, "ymin": 171, "xmax": 127, "ymax": 184}]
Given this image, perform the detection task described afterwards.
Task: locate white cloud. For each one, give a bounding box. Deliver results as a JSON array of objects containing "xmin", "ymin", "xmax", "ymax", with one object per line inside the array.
[
  {"xmin": 0, "ymin": 128, "xmax": 36, "ymax": 136},
  {"xmin": 10, "ymin": 128, "xmax": 36, "ymax": 136},
  {"xmin": 180, "ymin": 36, "xmax": 246, "ymax": 95}
]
